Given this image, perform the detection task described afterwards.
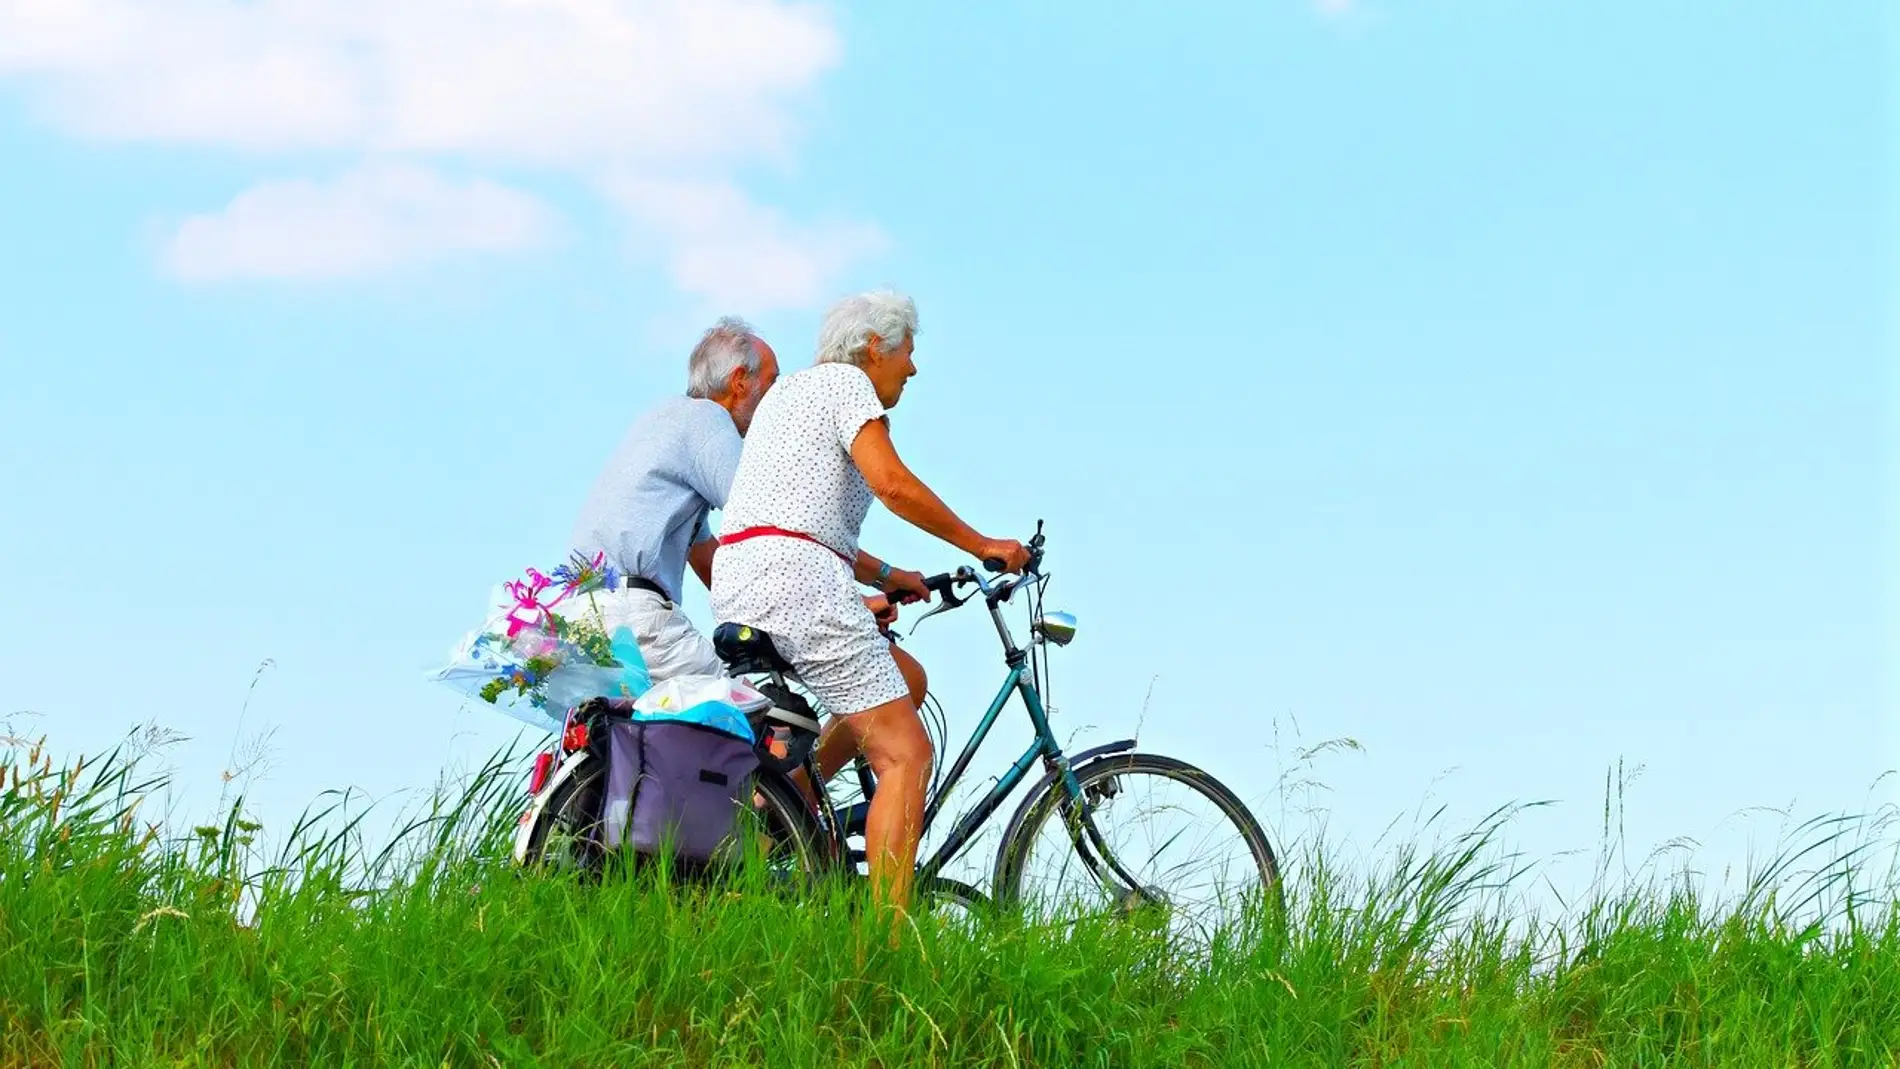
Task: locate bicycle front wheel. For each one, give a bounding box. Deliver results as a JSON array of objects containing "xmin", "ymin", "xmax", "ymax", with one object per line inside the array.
[{"xmin": 992, "ymin": 753, "xmax": 1285, "ymax": 953}]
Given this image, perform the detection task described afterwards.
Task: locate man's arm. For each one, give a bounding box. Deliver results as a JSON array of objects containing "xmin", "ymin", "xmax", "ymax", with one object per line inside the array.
[
  {"xmin": 682, "ymin": 409, "xmax": 742, "ymax": 593},
  {"xmin": 684, "ymin": 410, "xmax": 744, "ymax": 511},
  {"xmin": 689, "ymin": 534, "xmax": 717, "ymax": 591}
]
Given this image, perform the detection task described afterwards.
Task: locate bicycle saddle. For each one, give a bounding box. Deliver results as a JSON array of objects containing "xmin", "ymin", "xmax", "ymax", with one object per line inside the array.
[{"xmin": 712, "ymin": 622, "xmax": 795, "ymax": 676}]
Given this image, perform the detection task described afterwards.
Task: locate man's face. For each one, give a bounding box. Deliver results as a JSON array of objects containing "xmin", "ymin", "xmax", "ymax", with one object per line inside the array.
[
  {"xmin": 731, "ymin": 340, "xmax": 779, "ymax": 435},
  {"xmin": 863, "ymin": 333, "xmax": 917, "ymax": 409}
]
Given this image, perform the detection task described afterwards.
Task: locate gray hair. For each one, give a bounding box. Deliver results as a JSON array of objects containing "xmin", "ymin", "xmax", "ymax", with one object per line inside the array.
[
  {"xmin": 814, "ymin": 289, "xmax": 918, "ymax": 368},
  {"xmin": 686, "ymin": 316, "xmax": 763, "ymax": 399}
]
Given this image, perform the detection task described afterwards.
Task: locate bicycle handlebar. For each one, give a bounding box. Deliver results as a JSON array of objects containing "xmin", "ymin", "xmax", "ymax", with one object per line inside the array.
[
  {"xmin": 910, "ymin": 520, "xmax": 1049, "ymax": 617},
  {"xmin": 882, "ymin": 568, "xmax": 999, "ymax": 613},
  {"xmin": 874, "ymin": 521, "xmax": 1053, "ymax": 640}
]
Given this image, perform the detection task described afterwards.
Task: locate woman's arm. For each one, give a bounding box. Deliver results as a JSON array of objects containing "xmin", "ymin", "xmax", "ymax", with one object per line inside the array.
[
  {"xmin": 852, "ymin": 548, "xmax": 888, "ymax": 587},
  {"xmin": 852, "ymin": 548, "xmax": 931, "ymax": 601},
  {"xmin": 848, "ymin": 418, "xmax": 985, "ymax": 556}
]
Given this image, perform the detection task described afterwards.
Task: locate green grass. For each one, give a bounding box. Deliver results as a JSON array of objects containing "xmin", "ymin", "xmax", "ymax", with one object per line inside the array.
[{"xmin": 3, "ymin": 736, "xmax": 1896, "ymax": 1068}]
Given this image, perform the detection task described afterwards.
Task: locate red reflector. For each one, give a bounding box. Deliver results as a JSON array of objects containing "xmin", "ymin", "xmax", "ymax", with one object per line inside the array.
[
  {"xmin": 528, "ymin": 751, "xmax": 554, "ymax": 795},
  {"xmin": 562, "ymin": 721, "xmax": 589, "ymax": 752}
]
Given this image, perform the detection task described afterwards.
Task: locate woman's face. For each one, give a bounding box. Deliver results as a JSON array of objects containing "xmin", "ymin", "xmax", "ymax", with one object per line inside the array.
[{"xmin": 863, "ymin": 333, "xmax": 917, "ymax": 409}]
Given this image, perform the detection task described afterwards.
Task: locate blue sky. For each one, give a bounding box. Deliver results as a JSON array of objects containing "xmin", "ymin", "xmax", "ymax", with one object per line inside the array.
[{"xmin": 2, "ymin": 1, "xmax": 1893, "ymax": 904}]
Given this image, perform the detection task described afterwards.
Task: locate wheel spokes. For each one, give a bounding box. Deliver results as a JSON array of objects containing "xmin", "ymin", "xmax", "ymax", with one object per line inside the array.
[{"xmin": 1010, "ymin": 765, "xmax": 1276, "ymax": 956}]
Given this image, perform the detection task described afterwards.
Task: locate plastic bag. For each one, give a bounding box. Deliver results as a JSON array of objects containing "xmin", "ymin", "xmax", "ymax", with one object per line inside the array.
[
  {"xmin": 629, "ymin": 674, "xmax": 774, "ymax": 743},
  {"xmin": 427, "ymin": 566, "xmax": 652, "ymax": 735}
]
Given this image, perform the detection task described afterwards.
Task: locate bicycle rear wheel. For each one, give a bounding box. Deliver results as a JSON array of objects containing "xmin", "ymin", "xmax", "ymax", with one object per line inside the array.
[
  {"xmin": 992, "ymin": 752, "xmax": 1284, "ymax": 955},
  {"xmin": 517, "ymin": 758, "xmax": 606, "ymax": 875},
  {"xmin": 516, "ymin": 759, "xmax": 823, "ymax": 884},
  {"xmin": 737, "ymin": 771, "xmax": 827, "ymax": 885}
]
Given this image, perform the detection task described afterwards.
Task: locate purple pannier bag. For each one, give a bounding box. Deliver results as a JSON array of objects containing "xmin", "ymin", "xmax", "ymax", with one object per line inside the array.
[{"xmin": 600, "ymin": 717, "xmax": 760, "ymax": 863}]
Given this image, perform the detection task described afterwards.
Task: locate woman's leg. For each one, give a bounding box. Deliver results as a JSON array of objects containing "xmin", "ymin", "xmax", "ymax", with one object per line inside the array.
[
  {"xmin": 769, "ymin": 561, "xmax": 934, "ymax": 916},
  {"xmin": 795, "ymin": 640, "xmax": 929, "ymax": 802},
  {"xmin": 835, "ymin": 694, "xmax": 934, "ymax": 916}
]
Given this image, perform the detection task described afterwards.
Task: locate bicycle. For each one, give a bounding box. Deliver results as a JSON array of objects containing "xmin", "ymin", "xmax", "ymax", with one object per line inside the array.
[{"xmin": 514, "ymin": 522, "xmax": 1285, "ymax": 943}]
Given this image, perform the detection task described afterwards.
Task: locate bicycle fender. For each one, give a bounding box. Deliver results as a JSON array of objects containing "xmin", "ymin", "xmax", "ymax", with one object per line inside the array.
[
  {"xmin": 988, "ymin": 738, "xmax": 1136, "ymax": 889},
  {"xmin": 511, "ymin": 749, "xmax": 593, "ymax": 866}
]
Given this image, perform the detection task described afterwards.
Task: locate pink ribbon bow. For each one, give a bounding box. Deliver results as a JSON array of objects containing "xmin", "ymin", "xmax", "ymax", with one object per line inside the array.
[
  {"xmin": 502, "ymin": 568, "xmax": 556, "ymax": 638},
  {"xmin": 502, "ymin": 551, "xmax": 610, "ymax": 637}
]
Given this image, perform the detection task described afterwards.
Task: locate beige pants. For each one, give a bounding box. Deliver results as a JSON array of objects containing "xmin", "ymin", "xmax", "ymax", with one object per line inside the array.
[{"xmin": 554, "ymin": 587, "xmax": 725, "ymax": 684}]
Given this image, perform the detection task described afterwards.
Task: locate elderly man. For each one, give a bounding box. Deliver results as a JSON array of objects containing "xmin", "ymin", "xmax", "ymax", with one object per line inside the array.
[
  {"xmin": 562, "ymin": 316, "xmax": 780, "ymax": 682},
  {"xmin": 710, "ymin": 290, "xmax": 1029, "ymax": 916}
]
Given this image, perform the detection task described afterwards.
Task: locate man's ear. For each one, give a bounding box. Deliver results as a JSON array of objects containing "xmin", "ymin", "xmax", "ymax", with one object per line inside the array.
[{"xmin": 725, "ymin": 364, "xmax": 749, "ymax": 398}]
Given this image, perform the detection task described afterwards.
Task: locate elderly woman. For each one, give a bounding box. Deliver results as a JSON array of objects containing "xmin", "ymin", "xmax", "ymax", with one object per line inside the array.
[{"xmin": 709, "ymin": 289, "xmax": 1029, "ymax": 914}]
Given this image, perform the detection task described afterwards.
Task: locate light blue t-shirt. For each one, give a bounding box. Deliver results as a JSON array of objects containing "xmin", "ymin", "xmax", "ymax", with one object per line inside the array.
[{"xmin": 568, "ymin": 395, "xmax": 743, "ymax": 602}]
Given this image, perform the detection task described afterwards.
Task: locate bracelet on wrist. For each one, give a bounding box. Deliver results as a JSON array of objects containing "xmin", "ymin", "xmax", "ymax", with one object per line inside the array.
[{"xmin": 874, "ymin": 560, "xmax": 892, "ymax": 588}]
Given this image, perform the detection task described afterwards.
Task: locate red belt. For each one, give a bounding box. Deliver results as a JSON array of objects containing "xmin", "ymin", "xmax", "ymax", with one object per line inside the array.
[{"xmin": 718, "ymin": 525, "xmax": 852, "ymax": 564}]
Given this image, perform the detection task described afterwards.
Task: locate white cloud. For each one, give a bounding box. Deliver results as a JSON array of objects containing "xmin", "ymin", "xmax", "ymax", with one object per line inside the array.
[
  {"xmin": 1314, "ymin": 0, "xmax": 1379, "ymax": 27},
  {"xmin": 161, "ymin": 163, "xmax": 556, "ymax": 282},
  {"xmin": 0, "ymin": 0, "xmax": 837, "ymax": 162},
  {"xmin": 0, "ymin": 0, "xmax": 878, "ymax": 302},
  {"xmin": 608, "ymin": 176, "xmax": 888, "ymax": 310}
]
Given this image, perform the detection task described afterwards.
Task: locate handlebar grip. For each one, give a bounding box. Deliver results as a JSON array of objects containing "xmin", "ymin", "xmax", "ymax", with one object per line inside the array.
[{"xmin": 982, "ymin": 557, "xmax": 1006, "ymax": 573}]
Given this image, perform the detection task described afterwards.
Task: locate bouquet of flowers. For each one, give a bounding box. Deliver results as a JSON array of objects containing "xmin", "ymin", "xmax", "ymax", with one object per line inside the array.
[{"xmin": 428, "ymin": 550, "xmax": 652, "ymax": 735}]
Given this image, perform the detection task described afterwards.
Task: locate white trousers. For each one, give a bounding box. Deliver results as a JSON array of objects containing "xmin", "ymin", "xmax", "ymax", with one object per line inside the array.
[{"xmin": 554, "ymin": 587, "xmax": 725, "ymax": 684}]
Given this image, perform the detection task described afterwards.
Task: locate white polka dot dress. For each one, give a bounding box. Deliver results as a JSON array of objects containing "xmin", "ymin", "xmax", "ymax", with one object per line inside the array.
[{"xmin": 709, "ymin": 363, "xmax": 911, "ymax": 717}]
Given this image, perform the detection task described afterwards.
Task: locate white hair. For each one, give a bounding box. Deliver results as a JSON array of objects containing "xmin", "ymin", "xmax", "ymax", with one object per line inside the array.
[
  {"xmin": 685, "ymin": 316, "xmax": 763, "ymax": 399},
  {"xmin": 814, "ymin": 289, "xmax": 918, "ymax": 368}
]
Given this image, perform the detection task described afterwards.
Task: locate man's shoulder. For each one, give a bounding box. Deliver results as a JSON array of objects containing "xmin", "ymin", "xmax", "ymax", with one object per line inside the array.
[
  {"xmin": 676, "ymin": 395, "xmax": 738, "ymax": 435},
  {"xmin": 628, "ymin": 395, "xmax": 735, "ymax": 443},
  {"xmin": 641, "ymin": 392, "xmax": 722, "ymax": 421}
]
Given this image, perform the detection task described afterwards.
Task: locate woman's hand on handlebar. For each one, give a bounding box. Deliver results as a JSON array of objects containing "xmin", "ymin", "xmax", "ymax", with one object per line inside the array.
[
  {"xmin": 975, "ymin": 536, "xmax": 1031, "ymax": 574},
  {"xmin": 882, "ymin": 567, "xmax": 932, "ymax": 605}
]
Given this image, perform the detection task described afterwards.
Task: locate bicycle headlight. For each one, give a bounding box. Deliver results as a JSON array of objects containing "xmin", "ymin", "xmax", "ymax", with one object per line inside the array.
[{"xmin": 1036, "ymin": 610, "xmax": 1077, "ymax": 647}]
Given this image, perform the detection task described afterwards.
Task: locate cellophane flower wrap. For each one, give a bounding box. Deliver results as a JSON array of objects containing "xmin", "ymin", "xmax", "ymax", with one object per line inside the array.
[{"xmin": 428, "ymin": 551, "xmax": 651, "ymax": 735}]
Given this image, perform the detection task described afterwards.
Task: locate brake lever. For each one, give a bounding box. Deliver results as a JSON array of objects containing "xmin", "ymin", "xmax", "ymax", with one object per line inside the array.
[
  {"xmin": 905, "ymin": 598, "xmax": 957, "ymax": 636},
  {"xmin": 906, "ymin": 571, "xmax": 973, "ymax": 635}
]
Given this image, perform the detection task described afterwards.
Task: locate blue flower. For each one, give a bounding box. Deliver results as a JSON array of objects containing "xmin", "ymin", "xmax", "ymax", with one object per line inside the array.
[{"xmin": 551, "ymin": 550, "xmax": 622, "ymax": 597}]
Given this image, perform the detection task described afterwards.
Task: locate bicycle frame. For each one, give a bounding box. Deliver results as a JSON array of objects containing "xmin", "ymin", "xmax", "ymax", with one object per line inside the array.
[
  {"xmin": 910, "ymin": 656, "xmax": 1074, "ymax": 885},
  {"xmin": 816, "ymin": 528, "xmax": 1152, "ymax": 893},
  {"xmin": 513, "ymin": 522, "xmax": 1167, "ymax": 904}
]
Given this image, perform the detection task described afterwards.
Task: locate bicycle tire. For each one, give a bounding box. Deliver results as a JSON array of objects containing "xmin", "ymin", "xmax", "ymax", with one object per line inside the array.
[
  {"xmin": 517, "ymin": 757, "xmax": 607, "ymax": 874},
  {"xmin": 515, "ymin": 758, "xmax": 826, "ymax": 882},
  {"xmin": 742, "ymin": 770, "xmax": 827, "ymax": 883},
  {"xmin": 991, "ymin": 752, "xmax": 1286, "ymax": 921},
  {"xmin": 918, "ymin": 876, "xmax": 992, "ymax": 918}
]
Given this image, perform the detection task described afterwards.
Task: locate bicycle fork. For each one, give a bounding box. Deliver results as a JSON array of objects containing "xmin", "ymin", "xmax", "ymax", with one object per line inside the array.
[{"xmin": 1048, "ymin": 758, "xmax": 1172, "ymax": 913}]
